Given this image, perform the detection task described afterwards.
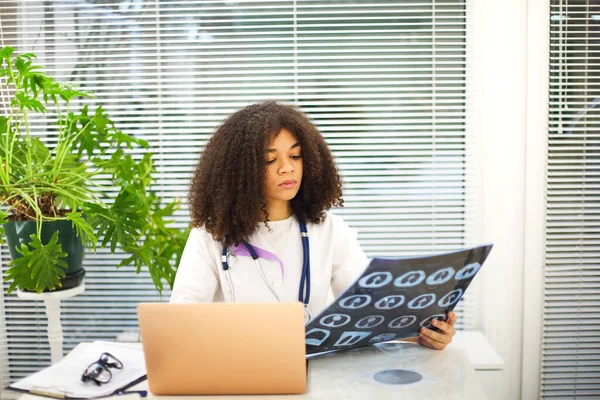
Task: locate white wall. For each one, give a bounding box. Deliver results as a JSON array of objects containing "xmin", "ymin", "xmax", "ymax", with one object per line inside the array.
[{"xmin": 477, "ymin": 0, "xmax": 530, "ymax": 399}]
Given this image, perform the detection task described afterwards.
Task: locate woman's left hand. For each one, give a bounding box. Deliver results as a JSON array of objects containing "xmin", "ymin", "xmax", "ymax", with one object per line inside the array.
[{"xmin": 418, "ymin": 311, "xmax": 458, "ymax": 350}]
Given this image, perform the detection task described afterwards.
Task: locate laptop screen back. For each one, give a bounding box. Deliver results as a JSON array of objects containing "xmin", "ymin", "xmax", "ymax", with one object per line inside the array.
[{"xmin": 137, "ymin": 302, "xmax": 307, "ymax": 395}]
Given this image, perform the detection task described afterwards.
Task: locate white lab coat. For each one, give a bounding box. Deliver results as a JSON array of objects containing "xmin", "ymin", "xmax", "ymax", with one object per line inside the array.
[{"xmin": 170, "ymin": 212, "xmax": 369, "ymax": 318}]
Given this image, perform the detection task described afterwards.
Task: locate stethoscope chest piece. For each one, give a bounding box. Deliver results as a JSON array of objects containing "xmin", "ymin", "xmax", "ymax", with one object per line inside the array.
[{"xmin": 304, "ymin": 305, "xmax": 311, "ymax": 325}]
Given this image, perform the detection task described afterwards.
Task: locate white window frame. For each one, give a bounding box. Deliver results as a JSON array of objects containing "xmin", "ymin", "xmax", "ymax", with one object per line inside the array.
[
  {"xmin": 521, "ymin": 0, "xmax": 551, "ymax": 398},
  {"xmin": 476, "ymin": 0, "xmax": 540, "ymax": 399}
]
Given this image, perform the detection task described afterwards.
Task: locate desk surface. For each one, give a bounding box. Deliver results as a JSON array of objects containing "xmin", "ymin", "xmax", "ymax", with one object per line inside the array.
[
  {"xmin": 131, "ymin": 341, "xmax": 486, "ymax": 400},
  {"xmin": 11, "ymin": 341, "xmax": 486, "ymax": 400}
]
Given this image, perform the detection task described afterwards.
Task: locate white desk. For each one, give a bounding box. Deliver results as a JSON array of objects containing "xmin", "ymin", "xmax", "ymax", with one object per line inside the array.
[
  {"xmin": 450, "ymin": 331, "xmax": 504, "ymax": 370},
  {"xmin": 11, "ymin": 340, "xmax": 487, "ymax": 400},
  {"xmin": 130, "ymin": 341, "xmax": 487, "ymax": 399}
]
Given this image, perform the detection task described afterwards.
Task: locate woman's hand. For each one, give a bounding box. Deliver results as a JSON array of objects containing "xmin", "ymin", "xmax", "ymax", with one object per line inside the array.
[{"xmin": 418, "ymin": 311, "xmax": 458, "ymax": 350}]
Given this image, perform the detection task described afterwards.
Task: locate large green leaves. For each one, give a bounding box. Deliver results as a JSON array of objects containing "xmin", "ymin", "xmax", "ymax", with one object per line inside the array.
[
  {"xmin": 68, "ymin": 105, "xmax": 109, "ymax": 158},
  {"xmin": 1, "ymin": 46, "xmax": 185, "ymax": 293},
  {"xmin": 117, "ymin": 193, "xmax": 189, "ymax": 291},
  {"xmin": 12, "ymin": 92, "xmax": 45, "ymax": 113},
  {"xmin": 117, "ymin": 229, "xmax": 187, "ymax": 294},
  {"xmin": 86, "ymin": 186, "xmax": 147, "ymax": 253},
  {"xmin": 66, "ymin": 211, "xmax": 97, "ymax": 250},
  {"xmin": 4, "ymin": 232, "xmax": 68, "ymax": 293}
]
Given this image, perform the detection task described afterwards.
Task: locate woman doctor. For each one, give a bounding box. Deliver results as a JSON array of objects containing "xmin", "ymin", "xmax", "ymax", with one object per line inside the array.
[{"xmin": 170, "ymin": 101, "xmax": 457, "ymax": 350}]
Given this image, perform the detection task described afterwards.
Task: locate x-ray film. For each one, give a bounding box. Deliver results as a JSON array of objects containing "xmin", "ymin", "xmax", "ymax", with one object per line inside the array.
[{"xmin": 305, "ymin": 243, "xmax": 493, "ymax": 356}]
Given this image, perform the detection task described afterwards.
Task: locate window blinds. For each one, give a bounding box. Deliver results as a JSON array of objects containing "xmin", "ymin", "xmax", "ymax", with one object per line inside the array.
[
  {"xmin": 545, "ymin": 1, "xmax": 600, "ymax": 397},
  {"xmin": 0, "ymin": 0, "xmax": 477, "ymax": 383}
]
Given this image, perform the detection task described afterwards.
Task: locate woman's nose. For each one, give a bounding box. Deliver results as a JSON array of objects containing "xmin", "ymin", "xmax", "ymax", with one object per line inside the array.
[{"xmin": 279, "ymin": 158, "xmax": 294, "ymax": 174}]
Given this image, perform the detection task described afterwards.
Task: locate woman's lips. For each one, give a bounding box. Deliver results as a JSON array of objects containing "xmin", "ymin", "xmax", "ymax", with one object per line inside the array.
[{"xmin": 279, "ymin": 180, "xmax": 297, "ymax": 189}]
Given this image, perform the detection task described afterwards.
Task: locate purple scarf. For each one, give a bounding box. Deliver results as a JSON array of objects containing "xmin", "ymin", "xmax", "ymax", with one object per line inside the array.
[{"xmin": 230, "ymin": 242, "xmax": 285, "ymax": 278}]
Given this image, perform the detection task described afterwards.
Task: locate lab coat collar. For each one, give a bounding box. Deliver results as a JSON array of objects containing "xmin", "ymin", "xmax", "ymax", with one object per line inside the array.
[{"xmin": 231, "ymin": 216, "xmax": 300, "ymax": 278}]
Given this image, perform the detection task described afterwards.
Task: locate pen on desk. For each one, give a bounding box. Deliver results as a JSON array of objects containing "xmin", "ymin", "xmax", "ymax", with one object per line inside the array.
[
  {"xmin": 107, "ymin": 392, "xmax": 144, "ymax": 400},
  {"xmin": 115, "ymin": 390, "xmax": 148, "ymax": 398},
  {"xmin": 30, "ymin": 387, "xmax": 67, "ymax": 399}
]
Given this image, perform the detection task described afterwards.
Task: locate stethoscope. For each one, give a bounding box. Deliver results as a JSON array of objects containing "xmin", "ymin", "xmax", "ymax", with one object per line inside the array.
[{"xmin": 221, "ymin": 219, "xmax": 312, "ymax": 323}]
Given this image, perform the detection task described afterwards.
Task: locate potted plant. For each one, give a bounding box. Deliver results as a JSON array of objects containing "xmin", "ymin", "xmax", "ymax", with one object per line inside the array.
[{"xmin": 0, "ymin": 46, "xmax": 188, "ymax": 294}]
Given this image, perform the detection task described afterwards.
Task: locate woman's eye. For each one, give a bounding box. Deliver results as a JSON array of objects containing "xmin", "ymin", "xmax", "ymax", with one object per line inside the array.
[
  {"xmin": 291, "ymin": 155, "xmax": 302, "ymax": 160},
  {"xmin": 265, "ymin": 159, "xmax": 276, "ymax": 165}
]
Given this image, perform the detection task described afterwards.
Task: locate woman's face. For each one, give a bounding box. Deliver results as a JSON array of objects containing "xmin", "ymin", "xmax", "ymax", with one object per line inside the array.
[{"xmin": 263, "ymin": 128, "xmax": 303, "ymax": 207}]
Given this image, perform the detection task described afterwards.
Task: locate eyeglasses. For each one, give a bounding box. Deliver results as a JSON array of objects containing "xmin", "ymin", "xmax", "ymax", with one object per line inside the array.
[{"xmin": 81, "ymin": 352, "xmax": 123, "ymax": 386}]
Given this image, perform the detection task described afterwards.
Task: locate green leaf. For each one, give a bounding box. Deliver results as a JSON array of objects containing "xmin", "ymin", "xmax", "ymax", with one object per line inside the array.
[
  {"xmin": 117, "ymin": 241, "xmax": 169, "ymax": 294},
  {"xmin": 72, "ymin": 105, "xmax": 106, "ymax": 158},
  {"xmin": 12, "ymin": 92, "xmax": 46, "ymax": 113},
  {"xmin": 86, "ymin": 192, "xmax": 145, "ymax": 253},
  {"xmin": 1, "ymin": 132, "xmax": 32, "ymax": 182},
  {"xmin": 111, "ymin": 129, "xmax": 148, "ymax": 150},
  {"xmin": 18, "ymin": 53, "xmax": 37, "ymax": 61},
  {"xmin": 66, "ymin": 211, "xmax": 98, "ymax": 251},
  {"xmin": 29, "ymin": 72, "xmax": 48, "ymax": 98},
  {"xmin": 5, "ymin": 232, "xmax": 68, "ymax": 293},
  {"xmin": 0, "ymin": 46, "xmax": 15, "ymax": 59},
  {"xmin": 14, "ymin": 57, "xmax": 25, "ymax": 73},
  {"xmin": 29, "ymin": 137, "xmax": 50, "ymax": 165},
  {"xmin": 43, "ymin": 80, "xmax": 90, "ymax": 103},
  {"xmin": 0, "ymin": 209, "xmax": 7, "ymax": 246},
  {"xmin": 117, "ymin": 221, "xmax": 189, "ymax": 293},
  {"xmin": 110, "ymin": 152, "xmax": 136, "ymax": 185},
  {"xmin": 92, "ymin": 106, "xmax": 110, "ymax": 133},
  {"xmin": 149, "ymin": 196, "xmax": 180, "ymax": 235},
  {"xmin": 136, "ymin": 153, "xmax": 155, "ymax": 188}
]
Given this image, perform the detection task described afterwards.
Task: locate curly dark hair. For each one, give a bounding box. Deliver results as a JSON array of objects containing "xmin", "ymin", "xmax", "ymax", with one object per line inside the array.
[{"xmin": 188, "ymin": 101, "xmax": 343, "ymax": 246}]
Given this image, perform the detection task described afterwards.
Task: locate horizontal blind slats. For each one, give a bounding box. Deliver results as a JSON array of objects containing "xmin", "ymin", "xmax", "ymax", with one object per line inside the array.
[{"xmin": 544, "ymin": 0, "xmax": 600, "ymax": 397}]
